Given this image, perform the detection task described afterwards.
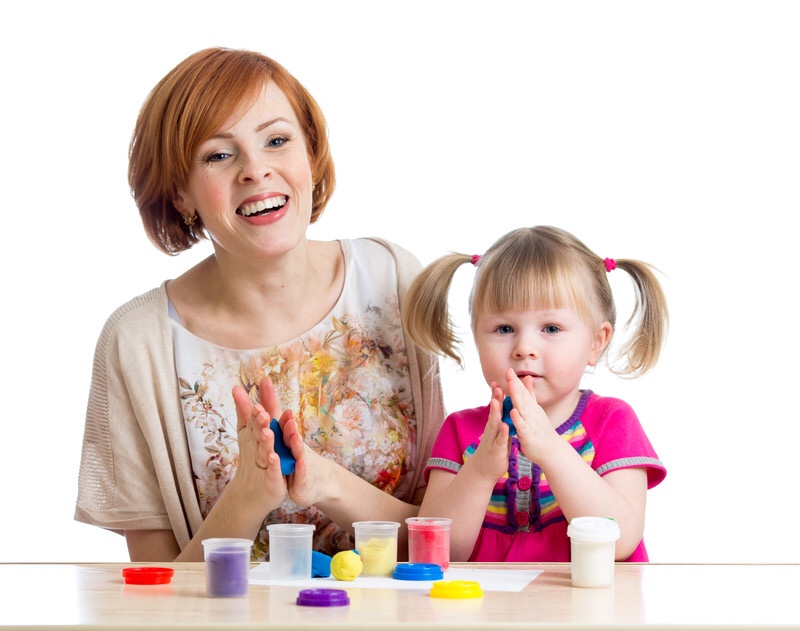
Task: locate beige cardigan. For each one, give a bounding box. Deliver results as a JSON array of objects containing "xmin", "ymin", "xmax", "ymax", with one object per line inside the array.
[{"xmin": 74, "ymin": 238, "xmax": 446, "ymax": 550}]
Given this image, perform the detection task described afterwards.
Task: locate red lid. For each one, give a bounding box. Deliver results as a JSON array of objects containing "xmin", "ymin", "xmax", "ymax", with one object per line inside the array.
[{"xmin": 122, "ymin": 566, "xmax": 175, "ymax": 585}]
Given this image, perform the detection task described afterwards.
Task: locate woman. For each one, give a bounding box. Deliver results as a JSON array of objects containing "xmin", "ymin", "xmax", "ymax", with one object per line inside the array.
[{"xmin": 74, "ymin": 48, "xmax": 445, "ymax": 562}]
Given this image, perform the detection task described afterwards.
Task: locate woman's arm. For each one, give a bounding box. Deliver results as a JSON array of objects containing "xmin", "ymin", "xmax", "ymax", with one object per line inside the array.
[{"xmin": 126, "ymin": 382, "xmax": 291, "ymax": 562}]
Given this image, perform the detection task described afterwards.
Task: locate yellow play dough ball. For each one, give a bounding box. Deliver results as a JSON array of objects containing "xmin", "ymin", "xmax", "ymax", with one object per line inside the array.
[{"xmin": 331, "ymin": 550, "xmax": 363, "ymax": 582}]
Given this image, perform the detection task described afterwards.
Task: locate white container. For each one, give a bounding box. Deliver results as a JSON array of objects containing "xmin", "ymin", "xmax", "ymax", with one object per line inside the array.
[
  {"xmin": 267, "ymin": 524, "xmax": 316, "ymax": 580},
  {"xmin": 567, "ymin": 517, "xmax": 620, "ymax": 588}
]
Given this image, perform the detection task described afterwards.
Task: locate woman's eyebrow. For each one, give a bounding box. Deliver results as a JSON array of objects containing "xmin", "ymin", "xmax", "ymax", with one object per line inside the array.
[
  {"xmin": 256, "ymin": 117, "xmax": 291, "ymax": 132},
  {"xmin": 208, "ymin": 117, "xmax": 292, "ymax": 140}
]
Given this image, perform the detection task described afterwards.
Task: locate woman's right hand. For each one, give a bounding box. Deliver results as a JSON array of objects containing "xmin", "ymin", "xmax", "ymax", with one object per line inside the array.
[
  {"xmin": 241, "ymin": 377, "xmax": 333, "ymax": 509},
  {"xmin": 231, "ymin": 382, "xmax": 289, "ymax": 510}
]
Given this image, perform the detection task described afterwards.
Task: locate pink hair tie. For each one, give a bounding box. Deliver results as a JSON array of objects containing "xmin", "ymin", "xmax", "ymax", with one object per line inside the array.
[
  {"xmin": 604, "ymin": 257, "xmax": 617, "ymax": 272},
  {"xmin": 471, "ymin": 254, "xmax": 482, "ymax": 266}
]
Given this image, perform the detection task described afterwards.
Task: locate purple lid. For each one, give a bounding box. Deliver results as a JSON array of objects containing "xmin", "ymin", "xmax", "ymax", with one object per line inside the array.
[
  {"xmin": 392, "ymin": 563, "xmax": 444, "ymax": 581},
  {"xmin": 296, "ymin": 588, "xmax": 350, "ymax": 607}
]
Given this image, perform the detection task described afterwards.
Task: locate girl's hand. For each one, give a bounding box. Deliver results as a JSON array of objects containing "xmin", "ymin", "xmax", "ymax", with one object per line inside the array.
[
  {"xmin": 503, "ymin": 369, "xmax": 560, "ymax": 463},
  {"xmin": 231, "ymin": 380, "xmax": 289, "ymax": 510},
  {"xmin": 469, "ymin": 385, "xmax": 511, "ymax": 481}
]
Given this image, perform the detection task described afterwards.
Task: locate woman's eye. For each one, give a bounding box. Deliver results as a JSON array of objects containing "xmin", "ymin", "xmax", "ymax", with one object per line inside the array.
[
  {"xmin": 205, "ymin": 152, "xmax": 231, "ymax": 163},
  {"xmin": 267, "ymin": 135, "xmax": 289, "ymax": 148},
  {"xmin": 544, "ymin": 325, "xmax": 561, "ymax": 334}
]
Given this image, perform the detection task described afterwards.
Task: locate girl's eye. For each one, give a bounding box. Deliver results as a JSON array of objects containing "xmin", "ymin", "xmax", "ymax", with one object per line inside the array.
[
  {"xmin": 544, "ymin": 325, "xmax": 561, "ymax": 335},
  {"xmin": 496, "ymin": 325, "xmax": 514, "ymax": 335}
]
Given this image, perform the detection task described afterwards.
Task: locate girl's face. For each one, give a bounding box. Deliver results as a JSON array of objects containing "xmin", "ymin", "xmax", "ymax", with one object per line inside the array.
[
  {"xmin": 173, "ymin": 81, "xmax": 313, "ymax": 262},
  {"xmin": 473, "ymin": 304, "xmax": 611, "ymax": 421}
]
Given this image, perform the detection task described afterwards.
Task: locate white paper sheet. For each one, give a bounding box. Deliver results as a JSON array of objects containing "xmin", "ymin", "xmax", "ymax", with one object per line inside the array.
[{"xmin": 249, "ymin": 563, "xmax": 542, "ymax": 592}]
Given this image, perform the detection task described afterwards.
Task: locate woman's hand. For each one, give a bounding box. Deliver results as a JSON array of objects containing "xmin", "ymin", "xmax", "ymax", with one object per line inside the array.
[
  {"xmin": 230, "ymin": 380, "xmax": 289, "ymax": 510},
  {"xmin": 279, "ymin": 411, "xmax": 331, "ymax": 508},
  {"xmin": 243, "ymin": 377, "xmax": 330, "ymax": 509}
]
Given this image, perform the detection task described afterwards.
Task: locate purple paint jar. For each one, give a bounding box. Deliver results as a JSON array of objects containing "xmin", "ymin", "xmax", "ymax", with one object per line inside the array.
[{"xmin": 202, "ymin": 538, "xmax": 253, "ymax": 597}]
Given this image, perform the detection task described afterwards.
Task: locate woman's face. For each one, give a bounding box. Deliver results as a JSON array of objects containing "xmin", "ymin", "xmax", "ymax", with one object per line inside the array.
[{"xmin": 174, "ymin": 81, "xmax": 314, "ymax": 261}]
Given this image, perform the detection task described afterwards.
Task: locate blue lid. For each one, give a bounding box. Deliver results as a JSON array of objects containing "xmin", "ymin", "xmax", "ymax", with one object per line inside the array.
[
  {"xmin": 392, "ymin": 563, "xmax": 444, "ymax": 581},
  {"xmin": 296, "ymin": 588, "xmax": 350, "ymax": 607}
]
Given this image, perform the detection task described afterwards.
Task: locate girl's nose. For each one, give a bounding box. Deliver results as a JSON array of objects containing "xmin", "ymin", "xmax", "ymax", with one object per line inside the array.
[{"xmin": 512, "ymin": 335, "xmax": 538, "ymax": 359}]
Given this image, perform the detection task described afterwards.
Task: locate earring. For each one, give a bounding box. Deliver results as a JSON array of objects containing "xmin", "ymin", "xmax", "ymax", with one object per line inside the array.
[{"xmin": 181, "ymin": 212, "xmax": 196, "ymax": 227}]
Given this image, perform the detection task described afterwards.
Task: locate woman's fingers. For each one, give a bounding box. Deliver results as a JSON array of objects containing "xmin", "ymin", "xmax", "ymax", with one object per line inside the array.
[
  {"xmin": 232, "ymin": 384, "xmax": 255, "ymax": 433},
  {"xmin": 257, "ymin": 377, "xmax": 282, "ymax": 419}
]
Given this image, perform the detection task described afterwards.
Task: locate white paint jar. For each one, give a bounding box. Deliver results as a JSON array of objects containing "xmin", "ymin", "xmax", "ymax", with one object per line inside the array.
[{"xmin": 567, "ymin": 517, "xmax": 620, "ymax": 588}]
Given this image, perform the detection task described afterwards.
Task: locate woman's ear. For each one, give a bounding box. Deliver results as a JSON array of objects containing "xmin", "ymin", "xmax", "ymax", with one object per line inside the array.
[
  {"xmin": 588, "ymin": 321, "xmax": 613, "ymax": 366},
  {"xmin": 172, "ymin": 191, "xmax": 189, "ymax": 213}
]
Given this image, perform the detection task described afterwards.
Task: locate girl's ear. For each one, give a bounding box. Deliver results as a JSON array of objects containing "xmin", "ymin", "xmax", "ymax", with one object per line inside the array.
[{"xmin": 588, "ymin": 321, "xmax": 613, "ymax": 366}]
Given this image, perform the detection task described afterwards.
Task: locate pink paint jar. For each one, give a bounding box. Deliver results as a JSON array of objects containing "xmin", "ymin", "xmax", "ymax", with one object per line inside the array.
[{"xmin": 406, "ymin": 517, "xmax": 452, "ymax": 571}]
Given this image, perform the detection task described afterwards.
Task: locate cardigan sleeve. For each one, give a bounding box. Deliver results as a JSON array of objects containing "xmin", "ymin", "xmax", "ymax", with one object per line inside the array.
[
  {"xmin": 74, "ymin": 285, "xmax": 201, "ymax": 548},
  {"xmin": 366, "ymin": 238, "xmax": 447, "ymax": 496}
]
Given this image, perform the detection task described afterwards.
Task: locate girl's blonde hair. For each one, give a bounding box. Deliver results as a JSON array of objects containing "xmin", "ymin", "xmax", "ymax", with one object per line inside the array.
[{"xmin": 403, "ymin": 225, "xmax": 669, "ymax": 377}]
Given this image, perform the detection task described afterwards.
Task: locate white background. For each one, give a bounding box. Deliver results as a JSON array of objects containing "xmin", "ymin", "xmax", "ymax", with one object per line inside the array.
[{"xmin": 2, "ymin": 1, "xmax": 798, "ymax": 563}]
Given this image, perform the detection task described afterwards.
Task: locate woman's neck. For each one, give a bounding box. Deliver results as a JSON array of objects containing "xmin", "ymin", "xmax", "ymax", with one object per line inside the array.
[{"xmin": 167, "ymin": 239, "xmax": 344, "ymax": 349}]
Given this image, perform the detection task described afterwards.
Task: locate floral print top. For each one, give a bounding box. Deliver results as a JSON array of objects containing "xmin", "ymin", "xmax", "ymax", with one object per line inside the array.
[{"xmin": 172, "ymin": 240, "xmax": 416, "ymax": 560}]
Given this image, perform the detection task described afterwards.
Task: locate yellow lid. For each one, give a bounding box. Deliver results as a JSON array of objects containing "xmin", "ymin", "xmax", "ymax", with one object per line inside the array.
[{"xmin": 429, "ymin": 580, "xmax": 484, "ymax": 599}]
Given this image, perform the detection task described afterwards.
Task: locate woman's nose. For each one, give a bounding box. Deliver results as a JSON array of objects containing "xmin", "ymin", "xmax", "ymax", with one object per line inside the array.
[{"xmin": 238, "ymin": 151, "xmax": 273, "ymax": 182}]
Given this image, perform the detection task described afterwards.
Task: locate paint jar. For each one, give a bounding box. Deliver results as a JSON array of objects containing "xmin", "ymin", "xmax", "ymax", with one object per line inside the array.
[
  {"xmin": 406, "ymin": 517, "xmax": 452, "ymax": 570},
  {"xmin": 267, "ymin": 524, "xmax": 316, "ymax": 580},
  {"xmin": 567, "ymin": 517, "xmax": 620, "ymax": 588},
  {"xmin": 352, "ymin": 521, "xmax": 400, "ymax": 577},
  {"xmin": 202, "ymin": 538, "xmax": 253, "ymax": 597}
]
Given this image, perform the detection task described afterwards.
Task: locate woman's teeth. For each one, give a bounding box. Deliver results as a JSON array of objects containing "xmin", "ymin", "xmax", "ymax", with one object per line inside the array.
[{"xmin": 238, "ymin": 196, "xmax": 287, "ymax": 216}]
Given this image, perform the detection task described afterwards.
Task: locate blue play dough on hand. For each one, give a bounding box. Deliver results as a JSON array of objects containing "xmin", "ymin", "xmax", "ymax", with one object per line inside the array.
[
  {"xmin": 270, "ymin": 418, "xmax": 296, "ymax": 474},
  {"xmin": 502, "ymin": 396, "xmax": 517, "ymax": 436}
]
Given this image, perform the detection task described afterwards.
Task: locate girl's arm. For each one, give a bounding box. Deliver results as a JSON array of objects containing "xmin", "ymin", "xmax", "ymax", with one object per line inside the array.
[
  {"xmin": 415, "ymin": 390, "xmax": 510, "ymax": 561},
  {"xmin": 507, "ymin": 370, "xmax": 647, "ymax": 559}
]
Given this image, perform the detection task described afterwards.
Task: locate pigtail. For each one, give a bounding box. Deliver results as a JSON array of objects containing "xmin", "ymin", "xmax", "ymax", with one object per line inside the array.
[
  {"xmin": 610, "ymin": 259, "xmax": 669, "ymax": 377},
  {"xmin": 402, "ymin": 253, "xmax": 473, "ymax": 366}
]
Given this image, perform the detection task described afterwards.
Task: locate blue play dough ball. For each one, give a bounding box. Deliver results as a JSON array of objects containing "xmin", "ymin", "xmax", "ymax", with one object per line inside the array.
[
  {"xmin": 502, "ymin": 396, "xmax": 517, "ymax": 436},
  {"xmin": 270, "ymin": 418, "xmax": 296, "ymax": 474},
  {"xmin": 311, "ymin": 551, "xmax": 332, "ymax": 577}
]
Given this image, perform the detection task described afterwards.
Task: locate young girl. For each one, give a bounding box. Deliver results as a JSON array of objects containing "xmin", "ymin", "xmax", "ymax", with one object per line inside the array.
[{"xmin": 403, "ymin": 226, "xmax": 668, "ymax": 562}]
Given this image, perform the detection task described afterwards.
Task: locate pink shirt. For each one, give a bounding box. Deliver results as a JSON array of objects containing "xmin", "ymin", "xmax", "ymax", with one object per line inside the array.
[{"xmin": 425, "ymin": 390, "xmax": 666, "ymax": 562}]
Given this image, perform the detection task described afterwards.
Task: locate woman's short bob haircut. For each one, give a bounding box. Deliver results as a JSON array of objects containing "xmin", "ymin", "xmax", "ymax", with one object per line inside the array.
[{"xmin": 129, "ymin": 47, "xmax": 336, "ymax": 254}]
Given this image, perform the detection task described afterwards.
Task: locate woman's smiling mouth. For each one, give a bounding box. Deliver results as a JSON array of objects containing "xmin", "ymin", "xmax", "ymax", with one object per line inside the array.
[{"xmin": 237, "ymin": 195, "xmax": 288, "ymax": 217}]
